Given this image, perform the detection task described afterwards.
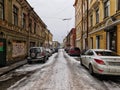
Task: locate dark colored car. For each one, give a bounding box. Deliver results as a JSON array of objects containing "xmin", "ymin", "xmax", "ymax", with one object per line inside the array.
[
  {"xmin": 27, "ymin": 47, "xmax": 48, "ymax": 64},
  {"xmin": 65, "ymin": 47, "xmax": 70, "ymax": 53},
  {"xmin": 68, "ymin": 47, "xmax": 81, "ymax": 56}
]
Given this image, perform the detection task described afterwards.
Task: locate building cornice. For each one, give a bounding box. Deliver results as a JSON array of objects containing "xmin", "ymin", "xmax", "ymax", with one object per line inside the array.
[{"xmin": 73, "ymin": 0, "xmax": 78, "ymax": 6}]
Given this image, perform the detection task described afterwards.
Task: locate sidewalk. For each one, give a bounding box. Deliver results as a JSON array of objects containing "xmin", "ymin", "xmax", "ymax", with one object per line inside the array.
[{"xmin": 0, "ymin": 60, "xmax": 27, "ymax": 76}]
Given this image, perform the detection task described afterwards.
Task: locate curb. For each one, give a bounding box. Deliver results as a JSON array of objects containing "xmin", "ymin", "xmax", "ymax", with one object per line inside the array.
[{"xmin": 0, "ymin": 60, "xmax": 27, "ymax": 76}]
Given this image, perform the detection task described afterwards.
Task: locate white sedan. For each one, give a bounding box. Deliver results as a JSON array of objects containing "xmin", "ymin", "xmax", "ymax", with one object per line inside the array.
[{"xmin": 80, "ymin": 49, "xmax": 120, "ymax": 76}]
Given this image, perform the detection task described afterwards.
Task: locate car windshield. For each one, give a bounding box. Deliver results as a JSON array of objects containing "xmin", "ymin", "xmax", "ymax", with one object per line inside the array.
[{"xmin": 95, "ymin": 51, "xmax": 120, "ymax": 56}]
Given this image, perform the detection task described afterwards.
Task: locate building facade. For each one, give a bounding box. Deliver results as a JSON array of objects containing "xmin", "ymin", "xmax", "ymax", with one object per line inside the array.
[
  {"xmin": 73, "ymin": 0, "xmax": 83, "ymax": 49},
  {"xmin": 74, "ymin": 0, "xmax": 120, "ymax": 55},
  {"xmin": 44, "ymin": 29, "xmax": 53, "ymax": 48},
  {"xmin": 63, "ymin": 28, "xmax": 76, "ymax": 48},
  {"xmin": 69, "ymin": 28, "xmax": 76, "ymax": 48},
  {"xmin": 0, "ymin": 0, "xmax": 47, "ymax": 66}
]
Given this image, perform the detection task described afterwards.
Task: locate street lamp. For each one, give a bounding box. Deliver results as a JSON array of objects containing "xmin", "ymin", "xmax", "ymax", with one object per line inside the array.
[{"xmin": 62, "ymin": 18, "xmax": 72, "ymax": 21}]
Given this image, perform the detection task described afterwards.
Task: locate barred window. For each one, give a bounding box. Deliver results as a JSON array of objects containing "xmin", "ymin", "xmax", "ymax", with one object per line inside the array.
[{"xmin": 0, "ymin": 0, "xmax": 4, "ymax": 19}]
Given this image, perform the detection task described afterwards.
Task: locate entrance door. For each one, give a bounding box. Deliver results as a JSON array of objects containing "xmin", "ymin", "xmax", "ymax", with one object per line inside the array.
[
  {"xmin": 109, "ymin": 31, "xmax": 117, "ymax": 52},
  {"xmin": 0, "ymin": 38, "xmax": 6, "ymax": 67}
]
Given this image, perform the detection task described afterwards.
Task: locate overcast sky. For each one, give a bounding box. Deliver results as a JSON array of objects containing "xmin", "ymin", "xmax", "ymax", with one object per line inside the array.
[{"xmin": 27, "ymin": 0, "xmax": 75, "ymax": 43}]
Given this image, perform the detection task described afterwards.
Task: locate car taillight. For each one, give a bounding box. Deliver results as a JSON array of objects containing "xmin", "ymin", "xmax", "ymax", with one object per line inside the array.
[{"xmin": 94, "ymin": 59, "xmax": 105, "ymax": 65}]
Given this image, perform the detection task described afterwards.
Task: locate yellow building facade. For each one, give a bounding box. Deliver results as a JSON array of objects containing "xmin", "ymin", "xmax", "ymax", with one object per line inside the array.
[
  {"xmin": 74, "ymin": 0, "xmax": 120, "ymax": 54},
  {"xmin": 74, "ymin": 0, "xmax": 82, "ymax": 49},
  {"xmin": 44, "ymin": 29, "xmax": 53, "ymax": 48},
  {"xmin": 0, "ymin": 0, "xmax": 47, "ymax": 65}
]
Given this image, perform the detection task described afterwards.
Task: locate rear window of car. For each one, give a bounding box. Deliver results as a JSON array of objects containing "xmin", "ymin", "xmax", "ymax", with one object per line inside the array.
[
  {"xmin": 74, "ymin": 47, "xmax": 80, "ymax": 51},
  {"xmin": 30, "ymin": 48, "xmax": 41, "ymax": 53},
  {"xmin": 95, "ymin": 51, "xmax": 119, "ymax": 56}
]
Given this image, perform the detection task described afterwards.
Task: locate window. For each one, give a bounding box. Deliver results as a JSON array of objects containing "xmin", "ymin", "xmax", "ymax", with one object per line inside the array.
[
  {"xmin": 96, "ymin": 9, "xmax": 99, "ymax": 23},
  {"xmin": 90, "ymin": 14, "xmax": 93, "ymax": 27},
  {"xmin": 96, "ymin": 36, "xmax": 100, "ymax": 49},
  {"xmin": 86, "ymin": 50, "xmax": 94, "ymax": 55},
  {"xmin": 13, "ymin": 5, "xmax": 18, "ymax": 26},
  {"xmin": 0, "ymin": 0, "xmax": 4, "ymax": 20},
  {"xmin": 34, "ymin": 23, "xmax": 36, "ymax": 34},
  {"xmin": 90, "ymin": 37, "xmax": 93, "ymax": 49},
  {"xmin": 22, "ymin": 13, "xmax": 26, "ymax": 28},
  {"xmin": 104, "ymin": 0, "xmax": 110, "ymax": 18},
  {"xmin": 29, "ymin": 19, "xmax": 32, "ymax": 33},
  {"xmin": 109, "ymin": 31, "xmax": 117, "ymax": 52},
  {"xmin": 118, "ymin": 0, "xmax": 120, "ymax": 10}
]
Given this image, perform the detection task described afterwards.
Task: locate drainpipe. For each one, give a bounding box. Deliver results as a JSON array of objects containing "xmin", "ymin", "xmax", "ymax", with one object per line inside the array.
[
  {"xmin": 81, "ymin": 0, "xmax": 83, "ymax": 50},
  {"xmin": 86, "ymin": 0, "xmax": 89, "ymax": 49}
]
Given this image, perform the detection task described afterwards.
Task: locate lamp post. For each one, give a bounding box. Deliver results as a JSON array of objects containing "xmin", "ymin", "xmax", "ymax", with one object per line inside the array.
[
  {"xmin": 62, "ymin": 18, "xmax": 72, "ymax": 47},
  {"xmin": 62, "ymin": 18, "xmax": 72, "ymax": 21}
]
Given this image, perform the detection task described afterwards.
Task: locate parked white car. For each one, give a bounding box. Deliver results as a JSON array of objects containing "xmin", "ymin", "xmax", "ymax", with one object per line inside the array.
[{"xmin": 80, "ymin": 49, "xmax": 120, "ymax": 76}]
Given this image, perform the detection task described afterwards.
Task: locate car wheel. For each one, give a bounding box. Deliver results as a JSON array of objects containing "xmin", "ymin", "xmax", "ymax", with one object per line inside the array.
[
  {"xmin": 42, "ymin": 57, "xmax": 47, "ymax": 63},
  {"xmin": 30, "ymin": 52, "xmax": 37, "ymax": 59},
  {"xmin": 89, "ymin": 64, "xmax": 94, "ymax": 75},
  {"xmin": 28, "ymin": 60, "xmax": 32, "ymax": 64},
  {"xmin": 80, "ymin": 58, "xmax": 83, "ymax": 66}
]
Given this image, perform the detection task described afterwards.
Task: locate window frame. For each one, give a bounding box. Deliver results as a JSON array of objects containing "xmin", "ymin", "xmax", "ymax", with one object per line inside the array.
[
  {"xmin": 90, "ymin": 14, "xmax": 93, "ymax": 27},
  {"xmin": 96, "ymin": 35, "xmax": 100, "ymax": 49},
  {"xmin": 22, "ymin": 13, "xmax": 26, "ymax": 29},
  {"xmin": 104, "ymin": 0, "xmax": 110, "ymax": 18},
  {"xmin": 118, "ymin": 0, "xmax": 120, "ymax": 10},
  {"xmin": 13, "ymin": 5, "xmax": 18, "ymax": 26},
  {"xmin": 34, "ymin": 23, "xmax": 36, "ymax": 34},
  {"xmin": 29, "ymin": 19, "xmax": 32, "ymax": 33},
  {"xmin": 96, "ymin": 8, "xmax": 99, "ymax": 24}
]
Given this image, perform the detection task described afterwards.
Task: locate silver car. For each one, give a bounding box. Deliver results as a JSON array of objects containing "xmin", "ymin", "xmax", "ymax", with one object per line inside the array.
[
  {"xmin": 27, "ymin": 47, "xmax": 48, "ymax": 64},
  {"xmin": 80, "ymin": 49, "xmax": 120, "ymax": 76}
]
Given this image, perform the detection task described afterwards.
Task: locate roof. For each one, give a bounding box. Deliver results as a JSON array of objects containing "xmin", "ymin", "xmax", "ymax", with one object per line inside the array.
[{"xmin": 73, "ymin": 0, "xmax": 78, "ymax": 6}]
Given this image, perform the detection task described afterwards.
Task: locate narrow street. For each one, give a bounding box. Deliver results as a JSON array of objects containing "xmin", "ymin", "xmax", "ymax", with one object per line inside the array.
[{"xmin": 1, "ymin": 49, "xmax": 120, "ymax": 90}]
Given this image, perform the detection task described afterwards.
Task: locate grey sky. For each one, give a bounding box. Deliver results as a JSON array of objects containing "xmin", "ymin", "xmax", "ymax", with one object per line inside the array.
[{"xmin": 27, "ymin": 0, "xmax": 75, "ymax": 43}]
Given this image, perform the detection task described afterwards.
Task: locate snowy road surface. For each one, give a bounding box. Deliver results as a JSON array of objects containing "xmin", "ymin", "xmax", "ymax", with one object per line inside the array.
[{"xmin": 4, "ymin": 49, "xmax": 120, "ymax": 90}]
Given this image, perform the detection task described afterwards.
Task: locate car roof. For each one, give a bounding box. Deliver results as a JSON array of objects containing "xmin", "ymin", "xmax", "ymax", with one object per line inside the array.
[
  {"xmin": 90, "ymin": 49, "xmax": 112, "ymax": 52},
  {"xmin": 30, "ymin": 47, "xmax": 43, "ymax": 49},
  {"xmin": 30, "ymin": 47, "xmax": 40, "ymax": 48}
]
